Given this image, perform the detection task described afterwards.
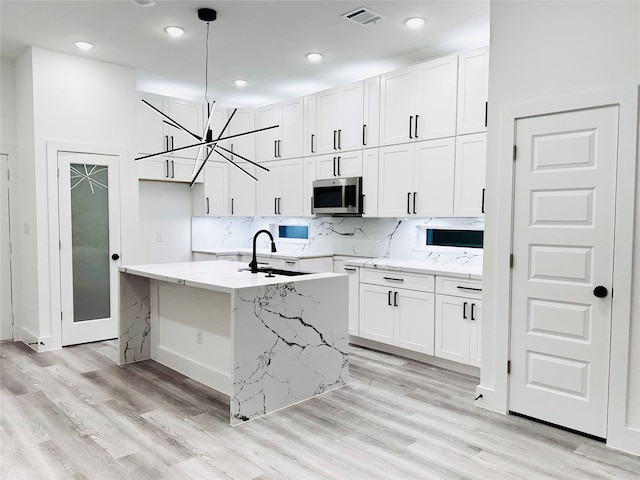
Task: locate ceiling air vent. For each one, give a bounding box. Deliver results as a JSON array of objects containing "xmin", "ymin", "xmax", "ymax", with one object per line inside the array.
[{"xmin": 341, "ymin": 6, "xmax": 385, "ymax": 26}]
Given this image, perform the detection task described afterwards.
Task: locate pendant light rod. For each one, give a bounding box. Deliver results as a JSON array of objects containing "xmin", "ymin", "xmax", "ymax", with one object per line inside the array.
[
  {"xmin": 189, "ymin": 108, "xmax": 238, "ymax": 185},
  {"xmin": 213, "ymin": 149, "xmax": 259, "ymax": 182},
  {"xmin": 141, "ymin": 99, "xmax": 200, "ymax": 140}
]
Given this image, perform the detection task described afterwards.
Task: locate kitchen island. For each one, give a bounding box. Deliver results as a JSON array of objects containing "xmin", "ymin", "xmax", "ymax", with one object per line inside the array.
[{"xmin": 118, "ymin": 260, "xmax": 348, "ymax": 425}]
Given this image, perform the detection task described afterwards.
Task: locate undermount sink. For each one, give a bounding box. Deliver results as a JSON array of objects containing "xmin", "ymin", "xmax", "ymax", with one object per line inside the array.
[{"xmin": 238, "ymin": 267, "xmax": 311, "ymax": 277}]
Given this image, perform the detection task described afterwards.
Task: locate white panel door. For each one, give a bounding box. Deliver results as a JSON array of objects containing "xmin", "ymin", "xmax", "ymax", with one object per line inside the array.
[
  {"xmin": 359, "ymin": 284, "xmax": 394, "ymax": 344},
  {"xmin": 340, "ymin": 81, "xmax": 365, "ymax": 152},
  {"xmin": 377, "ymin": 144, "xmax": 414, "ymax": 217},
  {"xmin": 415, "ymin": 55, "xmax": 458, "ymax": 141},
  {"xmin": 510, "ymin": 105, "xmax": 619, "ymax": 438},
  {"xmin": 255, "ymin": 161, "xmax": 280, "ymax": 216},
  {"xmin": 379, "ymin": 67, "xmax": 416, "ymax": 146},
  {"xmin": 279, "ymin": 159, "xmax": 304, "ymax": 216},
  {"xmin": 454, "ymin": 133, "xmax": 487, "ymax": 217},
  {"xmin": 456, "ymin": 47, "xmax": 489, "ymax": 135},
  {"xmin": 0, "ymin": 154, "xmax": 12, "ymax": 341},
  {"xmin": 316, "ymin": 88, "xmax": 341, "ymax": 155},
  {"xmin": 255, "ymin": 104, "xmax": 280, "ymax": 162},
  {"xmin": 279, "ymin": 98, "xmax": 304, "ymax": 159},
  {"xmin": 394, "ymin": 290, "xmax": 435, "ymax": 355},
  {"xmin": 58, "ymin": 152, "xmax": 121, "ymax": 346},
  {"xmin": 414, "ymin": 138, "xmax": 455, "ymax": 217}
]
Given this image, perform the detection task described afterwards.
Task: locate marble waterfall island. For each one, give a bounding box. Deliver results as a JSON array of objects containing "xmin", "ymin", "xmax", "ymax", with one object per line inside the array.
[{"xmin": 119, "ymin": 260, "xmax": 348, "ymax": 425}]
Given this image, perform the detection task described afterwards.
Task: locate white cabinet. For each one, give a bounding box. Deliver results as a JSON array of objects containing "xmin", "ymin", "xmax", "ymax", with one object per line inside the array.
[
  {"xmin": 362, "ymin": 148, "xmax": 379, "ymax": 217},
  {"xmin": 255, "ymin": 158, "xmax": 304, "ymax": 216},
  {"xmin": 315, "ymin": 81, "xmax": 364, "ymax": 155},
  {"xmin": 359, "ymin": 269, "xmax": 435, "ymax": 355},
  {"xmin": 303, "ymin": 94, "xmax": 317, "ymax": 156},
  {"xmin": 454, "ymin": 132, "xmax": 487, "ymax": 217},
  {"xmin": 334, "ymin": 261, "xmax": 360, "ymax": 336},
  {"xmin": 136, "ymin": 93, "xmax": 204, "ymax": 161},
  {"xmin": 363, "ymin": 76, "xmax": 380, "ymax": 149},
  {"xmin": 192, "ymin": 161, "xmax": 229, "ymax": 216},
  {"xmin": 255, "ymin": 97, "xmax": 304, "ymax": 162},
  {"xmin": 227, "ymin": 109, "xmax": 256, "ymax": 216},
  {"xmin": 379, "ymin": 55, "xmax": 458, "ymax": 146},
  {"xmin": 434, "ymin": 276, "xmax": 482, "ymax": 367},
  {"xmin": 316, "ymin": 150, "xmax": 363, "ymax": 180},
  {"xmin": 303, "ymin": 156, "xmax": 316, "ymax": 217},
  {"xmin": 456, "ymin": 47, "xmax": 489, "ymax": 135},
  {"xmin": 137, "ymin": 157, "xmax": 203, "ymax": 183},
  {"xmin": 378, "ymin": 138, "xmax": 455, "ymax": 217}
]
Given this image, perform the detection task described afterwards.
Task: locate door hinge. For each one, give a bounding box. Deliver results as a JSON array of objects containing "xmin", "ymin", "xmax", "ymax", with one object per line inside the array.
[
  {"xmin": 509, "ymin": 254, "xmax": 514, "ymax": 268},
  {"xmin": 512, "ymin": 145, "xmax": 517, "ymax": 160},
  {"xmin": 507, "ymin": 360, "xmax": 511, "ymax": 374}
]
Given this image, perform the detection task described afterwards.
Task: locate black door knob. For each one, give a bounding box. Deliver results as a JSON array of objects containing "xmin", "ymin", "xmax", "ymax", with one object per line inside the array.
[
  {"xmin": 111, "ymin": 253, "xmax": 120, "ymax": 261},
  {"xmin": 593, "ymin": 286, "xmax": 608, "ymax": 298}
]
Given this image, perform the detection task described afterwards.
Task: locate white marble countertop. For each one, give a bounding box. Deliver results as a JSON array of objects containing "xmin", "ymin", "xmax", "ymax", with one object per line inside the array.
[
  {"xmin": 192, "ymin": 248, "xmax": 334, "ymax": 261},
  {"xmin": 344, "ymin": 258, "xmax": 483, "ymax": 280},
  {"xmin": 120, "ymin": 260, "xmax": 343, "ymax": 293}
]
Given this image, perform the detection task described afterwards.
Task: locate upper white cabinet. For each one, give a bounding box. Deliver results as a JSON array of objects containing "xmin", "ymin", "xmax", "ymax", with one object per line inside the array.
[
  {"xmin": 362, "ymin": 148, "xmax": 379, "ymax": 217},
  {"xmin": 456, "ymin": 47, "xmax": 489, "ymax": 135},
  {"xmin": 227, "ymin": 109, "xmax": 256, "ymax": 216},
  {"xmin": 316, "ymin": 81, "xmax": 364, "ymax": 155},
  {"xmin": 379, "ymin": 55, "xmax": 458, "ymax": 147},
  {"xmin": 377, "ymin": 138, "xmax": 456, "ymax": 217},
  {"xmin": 362, "ymin": 76, "xmax": 381, "ymax": 149},
  {"xmin": 303, "ymin": 94, "xmax": 317, "ymax": 156},
  {"xmin": 192, "ymin": 161, "xmax": 229, "ymax": 216},
  {"xmin": 227, "ymin": 108, "xmax": 254, "ymax": 162},
  {"xmin": 136, "ymin": 93, "xmax": 204, "ymax": 160},
  {"xmin": 255, "ymin": 97, "xmax": 304, "ymax": 162},
  {"xmin": 316, "ymin": 150, "xmax": 363, "ymax": 180},
  {"xmin": 454, "ymin": 132, "xmax": 487, "ymax": 217},
  {"xmin": 255, "ymin": 158, "xmax": 304, "ymax": 216}
]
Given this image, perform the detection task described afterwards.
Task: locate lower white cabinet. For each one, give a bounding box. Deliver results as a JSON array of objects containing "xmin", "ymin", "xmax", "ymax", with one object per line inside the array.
[
  {"xmin": 334, "ymin": 261, "xmax": 360, "ymax": 336},
  {"xmin": 435, "ymin": 277, "xmax": 482, "ymax": 367},
  {"xmin": 359, "ymin": 272, "xmax": 435, "ymax": 355}
]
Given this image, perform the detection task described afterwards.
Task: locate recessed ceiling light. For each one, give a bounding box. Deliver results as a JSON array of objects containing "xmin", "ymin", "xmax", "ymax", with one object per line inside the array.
[
  {"xmin": 305, "ymin": 52, "xmax": 324, "ymax": 63},
  {"xmin": 234, "ymin": 79, "xmax": 248, "ymax": 88},
  {"xmin": 164, "ymin": 26, "xmax": 186, "ymax": 38},
  {"xmin": 404, "ymin": 17, "xmax": 427, "ymax": 29},
  {"xmin": 74, "ymin": 41, "xmax": 94, "ymax": 51},
  {"xmin": 130, "ymin": 0, "xmax": 155, "ymax": 6}
]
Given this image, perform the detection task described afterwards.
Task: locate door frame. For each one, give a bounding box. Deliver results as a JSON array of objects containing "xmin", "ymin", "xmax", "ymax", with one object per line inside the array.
[
  {"xmin": 0, "ymin": 148, "xmax": 15, "ymax": 341},
  {"xmin": 476, "ymin": 86, "xmax": 639, "ymax": 453},
  {"xmin": 46, "ymin": 141, "xmax": 129, "ymax": 351}
]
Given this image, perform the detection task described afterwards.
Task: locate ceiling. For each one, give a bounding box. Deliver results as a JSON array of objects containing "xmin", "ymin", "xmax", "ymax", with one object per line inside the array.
[{"xmin": 0, "ymin": 0, "xmax": 490, "ymax": 107}]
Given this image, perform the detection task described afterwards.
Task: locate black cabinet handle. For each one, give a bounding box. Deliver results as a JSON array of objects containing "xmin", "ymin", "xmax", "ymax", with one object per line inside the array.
[
  {"xmin": 344, "ymin": 267, "xmax": 357, "ymax": 272},
  {"xmin": 333, "ymin": 130, "xmax": 337, "ymax": 150},
  {"xmin": 409, "ymin": 116, "xmax": 414, "ymax": 139},
  {"xmin": 456, "ymin": 286, "xmax": 482, "ymax": 292},
  {"xmin": 165, "ymin": 159, "xmax": 169, "ymax": 178},
  {"xmin": 171, "ymin": 160, "xmax": 175, "ymax": 178},
  {"xmin": 362, "ymin": 194, "xmax": 366, "ymax": 215},
  {"xmin": 164, "ymin": 135, "xmax": 169, "ymax": 151},
  {"xmin": 484, "ymin": 101, "xmax": 488, "ymax": 128},
  {"xmin": 394, "ymin": 291, "xmax": 398, "ymax": 307},
  {"xmin": 414, "ymin": 115, "xmax": 419, "ymax": 138},
  {"xmin": 413, "ymin": 192, "xmax": 417, "ymax": 214},
  {"xmin": 170, "ymin": 136, "xmax": 174, "ymax": 150},
  {"xmin": 111, "ymin": 253, "xmax": 120, "ymax": 261},
  {"xmin": 333, "ymin": 157, "xmax": 336, "ymax": 176},
  {"xmin": 231, "ymin": 198, "xmax": 234, "ymax": 215},
  {"xmin": 388, "ymin": 291, "xmax": 392, "ymax": 306},
  {"xmin": 463, "ymin": 301, "xmax": 468, "ymax": 319},
  {"xmin": 337, "ymin": 156, "xmax": 341, "ymax": 176},
  {"xmin": 363, "ymin": 124, "xmax": 367, "ymax": 146},
  {"xmin": 338, "ymin": 129, "xmax": 342, "ymax": 149},
  {"xmin": 383, "ymin": 276, "xmax": 404, "ymax": 282},
  {"xmin": 407, "ymin": 192, "xmax": 411, "ymax": 214},
  {"xmin": 274, "ymin": 140, "xmax": 278, "ymax": 158},
  {"xmin": 274, "ymin": 197, "xmax": 278, "ymax": 215},
  {"xmin": 206, "ymin": 197, "xmax": 210, "ymax": 214},
  {"xmin": 593, "ymin": 286, "xmax": 608, "ymax": 298},
  {"xmin": 481, "ymin": 188, "xmax": 486, "ymax": 214},
  {"xmin": 471, "ymin": 303, "xmax": 476, "ymax": 321},
  {"xmin": 311, "ymin": 134, "xmax": 315, "ymax": 153},
  {"xmin": 311, "ymin": 196, "xmax": 314, "ymax": 215},
  {"xmin": 278, "ymin": 140, "xmax": 282, "ymax": 157},
  {"xmin": 278, "ymin": 197, "xmax": 281, "ymax": 214}
]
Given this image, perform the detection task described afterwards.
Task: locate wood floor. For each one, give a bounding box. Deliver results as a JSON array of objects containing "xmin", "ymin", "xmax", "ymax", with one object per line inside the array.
[{"xmin": 1, "ymin": 340, "xmax": 638, "ymax": 479}]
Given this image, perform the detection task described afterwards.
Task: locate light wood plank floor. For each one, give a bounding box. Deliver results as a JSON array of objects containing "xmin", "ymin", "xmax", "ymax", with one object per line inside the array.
[{"xmin": 1, "ymin": 340, "xmax": 638, "ymax": 479}]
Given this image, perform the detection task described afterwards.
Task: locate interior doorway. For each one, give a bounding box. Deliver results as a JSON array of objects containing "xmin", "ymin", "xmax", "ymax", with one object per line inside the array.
[{"xmin": 1, "ymin": 153, "xmax": 13, "ymax": 341}]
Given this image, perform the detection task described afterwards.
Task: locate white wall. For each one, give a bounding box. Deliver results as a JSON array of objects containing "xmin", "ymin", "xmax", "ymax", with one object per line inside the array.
[
  {"xmin": 138, "ymin": 181, "xmax": 193, "ymax": 264},
  {"xmin": 1, "ymin": 59, "xmax": 17, "ymax": 147},
  {"xmin": 482, "ymin": 0, "xmax": 640, "ymax": 455},
  {"xmin": 13, "ymin": 47, "xmax": 138, "ymax": 350}
]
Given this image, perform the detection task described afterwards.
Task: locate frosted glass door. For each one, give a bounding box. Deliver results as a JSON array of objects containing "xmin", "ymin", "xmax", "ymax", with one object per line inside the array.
[{"xmin": 59, "ymin": 152, "xmax": 121, "ymax": 346}]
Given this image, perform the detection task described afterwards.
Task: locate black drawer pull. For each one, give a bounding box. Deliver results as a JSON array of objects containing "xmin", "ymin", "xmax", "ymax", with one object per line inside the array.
[
  {"xmin": 463, "ymin": 301, "xmax": 468, "ymax": 319},
  {"xmin": 388, "ymin": 291, "xmax": 392, "ymax": 306},
  {"xmin": 456, "ymin": 286, "xmax": 482, "ymax": 292},
  {"xmin": 471, "ymin": 303, "xmax": 476, "ymax": 321},
  {"xmin": 383, "ymin": 276, "xmax": 404, "ymax": 282},
  {"xmin": 344, "ymin": 267, "xmax": 357, "ymax": 272}
]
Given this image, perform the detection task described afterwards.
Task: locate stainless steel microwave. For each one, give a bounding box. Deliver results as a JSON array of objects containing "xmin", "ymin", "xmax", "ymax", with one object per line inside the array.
[{"xmin": 312, "ymin": 177, "xmax": 362, "ymax": 215}]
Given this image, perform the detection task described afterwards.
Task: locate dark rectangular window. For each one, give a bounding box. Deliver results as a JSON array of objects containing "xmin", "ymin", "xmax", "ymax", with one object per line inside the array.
[
  {"xmin": 426, "ymin": 229, "xmax": 483, "ymax": 248},
  {"xmin": 279, "ymin": 225, "xmax": 309, "ymax": 240}
]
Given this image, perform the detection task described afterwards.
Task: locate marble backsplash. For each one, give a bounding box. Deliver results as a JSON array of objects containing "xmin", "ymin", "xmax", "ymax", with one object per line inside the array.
[{"xmin": 192, "ymin": 216, "xmax": 484, "ymax": 267}]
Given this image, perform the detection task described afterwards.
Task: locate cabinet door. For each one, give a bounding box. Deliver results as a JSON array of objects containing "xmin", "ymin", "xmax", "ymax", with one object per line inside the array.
[
  {"xmin": 203, "ymin": 161, "xmax": 229, "ymax": 216},
  {"xmin": 341, "ymin": 265, "xmax": 360, "ymax": 336},
  {"xmin": 454, "ymin": 132, "xmax": 487, "ymax": 217},
  {"xmin": 136, "ymin": 158, "xmax": 172, "ymax": 181},
  {"xmin": 339, "ymin": 81, "xmax": 364, "ymax": 153},
  {"xmin": 415, "ymin": 55, "xmax": 458, "ymax": 141},
  {"xmin": 363, "ymin": 76, "xmax": 380, "ymax": 148},
  {"xmin": 316, "ymin": 153, "xmax": 339, "ymax": 180},
  {"xmin": 359, "ymin": 284, "xmax": 394, "ymax": 344},
  {"xmin": 303, "ymin": 94, "xmax": 317, "ymax": 156},
  {"xmin": 379, "ymin": 67, "xmax": 417, "ymax": 146},
  {"xmin": 279, "ymin": 98, "xmax": 304, "ymax": 159},
  {"xmin": 228, "ymin": 108, "xmax": 254, "ymax": 161},
  {"xmin": 255, "ymin": 104, "xmax": 280, "ymax": 162},
  {"xmin": 304, "ymin": 157, "xmax": 316, "ymax": 217},
  {"xmin": 255, "ymin": 162, "xmax": 280, "ymax": 216},
  {"xmin": 136, "ymin": 94, "xmax": 168, "ymax": 155},
  {"xmin": 279, "ymin": 159, "xmax": 304, "ymax": 216},
  {"xmin": 435, "ymin": 295, "xmax": 469, "ymax": 364},
  {"xmin": 377, "ymin": 144, "xmax": 415, "ymax": 217},
  {"xmin": 171, "ymin": 158, "xmax": 201, "ymax": 183},
  {"xmin": 316, "ymin": 88, "xmax": 341, "ymax": 155},
  {"xmin": 316, "ymin": 151, "xmax": 363, "ymax": 179},
  {"xmin": 362, "ymin": 148, "xmax": 379, "ymax": 217},
  {"xmin": 469, "ymin": 300, "xmax": 482, "ymax": 368},
  {"xmin": 229, "ymin": 162, "xmax": 256, "ymax": 216},
  {"xmin": 457, "ymin": 47, "xmax": 489, "ymax": 135},
  {"xmin": 414, "ymin": 138, "xmax": 455, "ymax": 217},
  {"xmin": 167, "ymin": 99, "xmax": 203, "ymax": 159},
  {"xmin": 394, "ymin": 290, "xmax": 435, "ymax": 355}
]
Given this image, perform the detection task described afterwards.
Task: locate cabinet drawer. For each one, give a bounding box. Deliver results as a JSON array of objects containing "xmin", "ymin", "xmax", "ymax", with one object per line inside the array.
[
  {"xmin": 360, "ymin": 269, "xmax": 434, "ymax": 292},
  {"xmin": 436, "ymin": 276, "xmax": 482, "ymax": 299}
]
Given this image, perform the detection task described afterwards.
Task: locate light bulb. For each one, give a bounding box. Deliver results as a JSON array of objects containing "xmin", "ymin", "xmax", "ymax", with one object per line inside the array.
[
  {"xmin": 74, "ymin": 41, "xmax": 94, "ymax": 51},
  {"xmin": 305, "ymin": 52, "xmax": 324, "ymax": 63},
  {"xmin": 164, "ymin": 26, "xmax": 186, "ymax": 38},
  {"xmin": 404, "ymin": 17, "xmax": 427, "ymax": 29}
]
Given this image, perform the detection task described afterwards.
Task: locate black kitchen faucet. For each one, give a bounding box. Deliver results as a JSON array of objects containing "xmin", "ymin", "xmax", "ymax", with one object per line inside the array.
[{"xmin": 249, "ymin": 229, "xmax": 277, "ymax": 273}]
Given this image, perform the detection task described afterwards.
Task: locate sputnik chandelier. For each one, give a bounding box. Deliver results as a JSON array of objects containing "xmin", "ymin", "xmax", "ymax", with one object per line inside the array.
[{"xmin": 135, "ymin": 8, "xmax": 277, "ymax": 187}]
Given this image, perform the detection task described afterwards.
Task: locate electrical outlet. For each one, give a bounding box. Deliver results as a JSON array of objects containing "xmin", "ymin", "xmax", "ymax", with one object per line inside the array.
[{"xmin": 196, "ymin": 329, "xmax": 202, "ymax": 344}]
